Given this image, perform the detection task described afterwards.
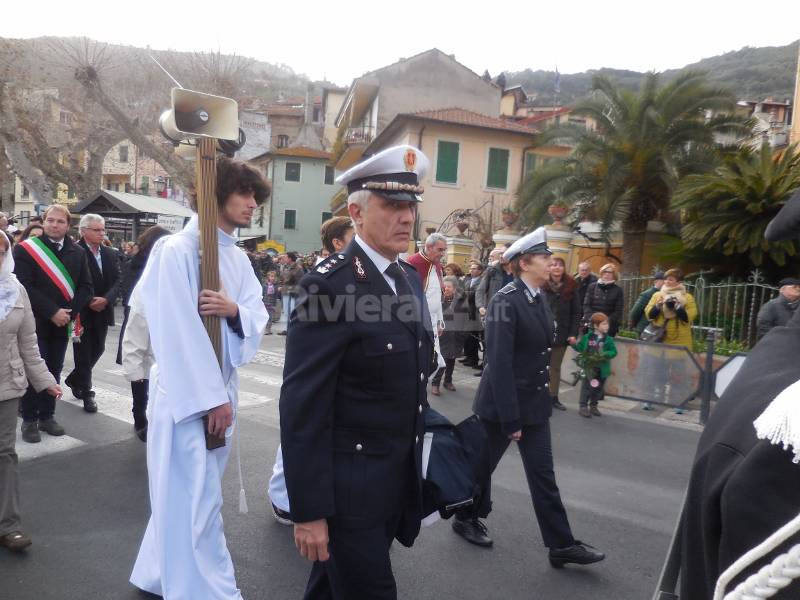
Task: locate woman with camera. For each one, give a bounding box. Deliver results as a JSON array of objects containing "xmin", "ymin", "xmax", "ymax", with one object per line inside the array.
[
  {"xmin": 643, "ymin": 268, "xmax": 698, "ymax": 411},
  {"xmin": 644, "ymin": 268, "xmax": 697, "ymax": 348}
]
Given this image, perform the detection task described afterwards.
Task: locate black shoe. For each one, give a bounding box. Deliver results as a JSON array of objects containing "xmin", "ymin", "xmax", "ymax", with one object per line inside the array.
[
  {"xmin": 458, "ymin": 358, "xmax": 470, "ymax": 364},
  {"xmin": 64, "ymin": 374, "xmax": 83, "ymax": 400},
  {"xmin": 21, "ymin": 421, "xmax": 41, "ymax": 444},
  {"xmin": 549, "ymin": 540, "xmax": 605, "ymax": 568},
  {"xmin": 135, "ymin": 425, "xmax": 147, "ymax": 443},
  {"xmin": 271, "ymin": 503, "xmax": 293, "ymax": 526},
  {"xmin": 590, "ymin": 405, "xmax": 602, "ymax": 417},
  {"xmin": 38, "ymin": 418, "xmax": 65, "ymax": 436},
  {"xmin": 462, "ymin": 360, "xmax": 478, "ymax": 368},
  {"xmin": 452, "ymin": 517, "xmax": 493, "ymax": 548},
  {"xmin": 82, "ymin": 391, "xmax": 98, "ymax": 413},
  {"xmin": 277, "ymin": 330, "xmax": 287, "ymax": 336},
  {"xmin": 552, "ymin": 398, "xmax": 567, "ymax": 411}
]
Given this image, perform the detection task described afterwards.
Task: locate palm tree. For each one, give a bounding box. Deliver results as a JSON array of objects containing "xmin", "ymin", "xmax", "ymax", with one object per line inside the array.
[
  {"xmin": 517, "ymin": 71, "xmax": 747, "ymax": 274},
  {"xmin": 672, "ymin": 143, "xmax": 800, "ymax": 266}
]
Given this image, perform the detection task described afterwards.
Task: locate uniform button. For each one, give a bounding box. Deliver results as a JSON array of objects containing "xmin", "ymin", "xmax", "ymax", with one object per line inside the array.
[
  {"xmin": 546, "ymin": 365, "xmax": 550, "ymax": 369},
  {"xmin": 387, "ymin": 343, "xmax": 393, "ymax": 350},
  {"xmin": 420, "ymin": 372, "xmax": 424, "ymax": 381},
  {"xmin": 418, "ymin": 341, "xmax": 422, "ymax": 348},
  {"xmin": 547, "ymin": 347, "xmax": 552, "ymax": 351},
  {"xmin": 355, "ymin": 443, "xmax": 363, "ymax": 452},
  {"xmin": 415, "ymin": 435, "xmax": 419, "ymax": 444},
  {"xmin": 418, "ymin": 405, "xmax": 423, "ymax": 414},
  {"xmin": 539, "ymin": 370, "xmax": 544, "ymax": 374}
]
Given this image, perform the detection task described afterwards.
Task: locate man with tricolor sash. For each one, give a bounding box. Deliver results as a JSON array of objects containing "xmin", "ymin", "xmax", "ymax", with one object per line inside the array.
[{"xmin": 13, "ymin": 205, "xmax": 92, "ymax": 443}]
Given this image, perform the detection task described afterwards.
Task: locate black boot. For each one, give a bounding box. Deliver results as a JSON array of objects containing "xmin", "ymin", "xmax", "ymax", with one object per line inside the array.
[{"xmin": 552, "ymin": 395, "xmax": 567, "ymax": 411}]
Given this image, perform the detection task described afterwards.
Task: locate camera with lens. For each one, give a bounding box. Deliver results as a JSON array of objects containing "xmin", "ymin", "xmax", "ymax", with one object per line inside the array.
[{"xmin": 664, "ymin": 295, "xmax": 680, "ymax": 310}]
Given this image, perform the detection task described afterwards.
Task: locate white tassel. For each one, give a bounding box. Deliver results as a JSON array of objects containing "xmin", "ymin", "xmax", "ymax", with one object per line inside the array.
[
  {"xmin": 754, "ymin": 379, "xmax": 800, "ymax": 464},
  {"xmin": 234, "ymin": 407, "xmax": 248, "ymax": 514}
]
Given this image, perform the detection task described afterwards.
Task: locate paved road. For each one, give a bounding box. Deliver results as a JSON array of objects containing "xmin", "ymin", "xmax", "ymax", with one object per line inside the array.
[{"xmin": 1, "ymin": 322, "xmax": 700, "ymax": 599}]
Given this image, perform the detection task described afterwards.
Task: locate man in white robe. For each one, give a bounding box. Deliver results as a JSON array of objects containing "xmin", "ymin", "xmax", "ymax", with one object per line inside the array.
[{"xmin": 128, "ymin": 158, "xmax": 269, "ymax": 600}]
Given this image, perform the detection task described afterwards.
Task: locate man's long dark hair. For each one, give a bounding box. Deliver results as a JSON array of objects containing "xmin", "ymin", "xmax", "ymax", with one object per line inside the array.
[{"xmin": 216, "ymin": 157, "xmax": 271, "ymax": 208}]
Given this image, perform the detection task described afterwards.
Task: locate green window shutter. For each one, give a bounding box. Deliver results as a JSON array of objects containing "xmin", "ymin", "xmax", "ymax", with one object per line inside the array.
[
  {"xmin": 284, "ymin": 210, "xmax": 296, "ymax": 230},
  {"xmin": 524, "ymin": 153, "xmax": 537, "ymax": 177},
  {"xmin": 436, "ymin": 141, "xmax": 459, "ymax": 184},
  {"xmin": 486, "ymin": 148, "xmax": 509, "ymax": 189}
]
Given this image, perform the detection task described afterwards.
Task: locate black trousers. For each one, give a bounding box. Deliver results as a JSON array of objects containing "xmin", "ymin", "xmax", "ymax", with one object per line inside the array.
[
  {"xmin": 463, "ymin": 331, "xmax": 481, "ymax": 363},
  {"xmin": 67, "ymin": 316, "xmax": 108, "ymax": 392},
  {"xmin": 131, "ymin": 379, "xmax": 148, "ymax": 428},
  {"xmin": 20, "ymin": 335, "xmax": 68, "ymax": 422},
  {"xmin": 304, "ymin": 515, "xmax": 401, "ymax": 600},
  {"xmin": 467, "ymin": 419, "xmax": 574, "ymax": 549},
  {"xmin": 579, "ymin": 376, "xmax": 606, "ymax": 407}
]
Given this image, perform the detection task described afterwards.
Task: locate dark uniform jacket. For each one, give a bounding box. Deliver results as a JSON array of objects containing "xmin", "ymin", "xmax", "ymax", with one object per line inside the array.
[
  {"xmin": 681, "ymin": 318, "xmax": 800, "ymax": 600},
  {"xmin": 77, "ymin": 240, "xmax": 120, "ymax": 327},
  {"xmin": 280, "ymin": 240, "xmax": 435, "ymax": 547},
  {"xmin": 473, "ymin": 279, "xmax": 554, "ymax": 435},
  {"xmin": 13, "ymin": 236, "xmax": 93, "ymax": 339}
]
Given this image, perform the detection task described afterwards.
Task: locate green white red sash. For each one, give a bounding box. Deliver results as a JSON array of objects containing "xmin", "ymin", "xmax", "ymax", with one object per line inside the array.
[{"xmin": 18, "ymin": 237, "xmax": 83, "ymax": 341}]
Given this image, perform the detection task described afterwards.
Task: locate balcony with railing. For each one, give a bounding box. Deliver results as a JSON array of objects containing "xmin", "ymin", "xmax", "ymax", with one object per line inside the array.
[{"xmin": 345, "ymin": 125, "xmax": 375, "ymax": 145}]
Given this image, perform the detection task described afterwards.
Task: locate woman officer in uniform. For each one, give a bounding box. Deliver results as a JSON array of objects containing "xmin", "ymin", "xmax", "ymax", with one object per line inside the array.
[{"xmin": 451, "ymin": 227, "xmax": 605, "ymax": 569}]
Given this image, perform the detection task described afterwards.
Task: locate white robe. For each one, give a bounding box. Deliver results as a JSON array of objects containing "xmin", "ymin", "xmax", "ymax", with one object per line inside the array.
[
  {"xmin": 425, "ymin": 266, "xmax": 446, "ymax": 369},
  {"xmin": 128, "ymin": 216, "xmax": 267, "ymax": 600}
]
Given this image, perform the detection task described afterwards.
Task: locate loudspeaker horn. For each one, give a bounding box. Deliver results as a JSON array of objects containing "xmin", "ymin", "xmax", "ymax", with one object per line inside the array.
[{"xmin": 158, "ymin": 88, "xmax": 239, "ymax": 143}]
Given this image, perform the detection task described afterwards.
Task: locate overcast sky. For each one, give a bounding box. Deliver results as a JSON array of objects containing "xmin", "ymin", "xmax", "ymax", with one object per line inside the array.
[{"xmin": 3, "ymin": 0, "xmax": 798, "ymax": 86}]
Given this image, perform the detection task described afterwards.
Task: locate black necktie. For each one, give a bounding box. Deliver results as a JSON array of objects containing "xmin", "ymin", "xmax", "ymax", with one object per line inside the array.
[{"xmin": 385, "ymin": 262, "xmax": 413, "ymax": 299}]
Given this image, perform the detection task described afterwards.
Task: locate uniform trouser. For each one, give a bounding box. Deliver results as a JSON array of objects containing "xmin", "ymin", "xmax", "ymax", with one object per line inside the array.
[
  {"xmin": 0, "ymin": 399, "xmax": 21, "ymax": 536},
  {"xmin": 68, "ymin": 317, "xmax": 109, "ymax": 392},
  {"xmin": 304, "ymin": 514, "xmax": 402, "ymax": 600},
  {"xmin": 20, "ymin": 335, "xmax": 68, "ymax": 422},
  {"xmin": 548, "ymin": 345, "xmax": 568, "ymax": 397},
  {"xmin": 466, "ymin": 419, "xmax": 574, "ymax": 549}
]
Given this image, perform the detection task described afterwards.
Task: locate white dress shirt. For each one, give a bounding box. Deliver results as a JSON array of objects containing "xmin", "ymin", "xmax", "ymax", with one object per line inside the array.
[{"xmin": 354, "ymin": 234, "xmax": 399, "ymax": 294}]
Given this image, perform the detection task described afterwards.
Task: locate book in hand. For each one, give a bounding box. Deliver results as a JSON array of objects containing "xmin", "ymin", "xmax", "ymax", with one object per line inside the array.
[{"xmin": 202, "ymin": 415, "xmax": 226, "ymax": 450}]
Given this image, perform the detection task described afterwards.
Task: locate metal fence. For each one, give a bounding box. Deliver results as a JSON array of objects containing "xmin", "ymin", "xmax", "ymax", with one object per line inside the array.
[{"xmin": 619, "ymin": 269, "xmax": 779, "ymax": 348}]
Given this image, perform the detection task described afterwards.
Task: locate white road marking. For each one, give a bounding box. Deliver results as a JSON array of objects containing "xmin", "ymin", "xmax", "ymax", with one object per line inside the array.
[
  {"xmin": 16, "ymin": 422, "xmax": 86, "ymax": 462},
  {"xmin": 61, "ymin": 385, "xmax": 136, "ymax": 425}
]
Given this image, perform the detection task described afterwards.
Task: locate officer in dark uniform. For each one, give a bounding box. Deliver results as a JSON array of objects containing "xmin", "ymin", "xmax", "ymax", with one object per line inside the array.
[
  {"xmin": 280, "ymin": 144, "xmax": 435, "ymax": 600},
  {"xmin": 679, "ymin": 189, "xmax": 800, "ymax": 599},
  {"xmin": 451, "ymin": 228, "xmax": 605, "ymax": 569}
]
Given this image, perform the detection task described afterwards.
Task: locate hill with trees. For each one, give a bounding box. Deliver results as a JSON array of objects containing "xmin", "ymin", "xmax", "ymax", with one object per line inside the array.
[{"xmin": 506, "ymin": 40, "xmax": 799, "ymax": 105}]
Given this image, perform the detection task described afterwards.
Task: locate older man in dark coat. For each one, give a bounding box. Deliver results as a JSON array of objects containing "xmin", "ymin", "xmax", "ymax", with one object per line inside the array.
[
  {"xmin": 64, "ymin": 214, "xmax": 120, "ymax": 413},
  {"xmin": 756, "ymin": 277, "xmax": 800, "ymax": 340},
  {"xmin": 280, "ymin": 145, "xmax": 435, "ymax": 599}
]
